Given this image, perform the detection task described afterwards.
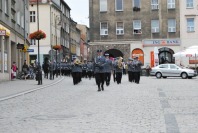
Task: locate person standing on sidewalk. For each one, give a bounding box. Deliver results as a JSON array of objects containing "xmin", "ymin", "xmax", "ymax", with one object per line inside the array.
[
  {"xmin": 11, "ymin": 62, "xmax": 18, "ymax": 80},
  {"xmin": 94, "ymin": 49, "xmax": 106, "ymax": 91},
  {"xmin": 22, "ymin": 61, "xmax": 29, "ymax": 80}
]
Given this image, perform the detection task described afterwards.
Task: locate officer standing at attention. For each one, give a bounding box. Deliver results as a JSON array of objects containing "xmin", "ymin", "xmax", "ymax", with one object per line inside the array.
[
  {"xmin": 94, "ymin": 49, "xmax": 106, "ymax": 91},
  {"xmin": 104, "ymin": 53, "xmax": 112, "ymax": 86},
  {"xmin": 133, "ymin": 56, "xmax": 143, "ymax": 84}
]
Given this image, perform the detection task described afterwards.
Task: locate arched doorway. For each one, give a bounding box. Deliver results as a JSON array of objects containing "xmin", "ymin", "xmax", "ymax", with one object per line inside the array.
[
  {"xmin": 158, "ymin": 47, "xmax": 175, "ymax": 64},
  {"xmin": 104, "ymin": 49, "xmax": 123, "ymax": 59},
  {"xmin": 132, "ymin": 48, "xmax": 144, "ymax": 64}
]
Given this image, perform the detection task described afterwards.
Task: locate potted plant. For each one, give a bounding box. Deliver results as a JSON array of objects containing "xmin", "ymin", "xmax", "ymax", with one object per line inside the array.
[
  {"xmin": 52, "ymin": 45, "xmax": 62, "ymax": 50},
  {"xmin": 29, "ymin": 30, "xmax": 46, "ymax": 40}
]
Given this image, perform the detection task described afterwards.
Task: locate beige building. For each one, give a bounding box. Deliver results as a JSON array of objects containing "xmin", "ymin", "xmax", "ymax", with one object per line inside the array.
[
  {"xmin": 0, "ymin": 0, "xmax": 30, "ymax": 81},
  {"xmin": 89, "ymin": 0, "xmax": 181, "ymax": 67}
]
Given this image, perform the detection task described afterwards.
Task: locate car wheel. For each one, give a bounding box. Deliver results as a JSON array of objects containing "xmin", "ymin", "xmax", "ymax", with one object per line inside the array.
[
  {"xmin": 181, "ymin": 72, "xmax": 188, "ymax": 79},
  {"xmin": 156, "ymin": 72, "xmax": 162, "ymax": 79}
]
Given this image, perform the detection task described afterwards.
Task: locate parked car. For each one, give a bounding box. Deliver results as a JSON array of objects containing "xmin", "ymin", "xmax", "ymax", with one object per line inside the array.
[{"xmin": 150, "ymin": 64, "xmax": 197, "ymax": 79}]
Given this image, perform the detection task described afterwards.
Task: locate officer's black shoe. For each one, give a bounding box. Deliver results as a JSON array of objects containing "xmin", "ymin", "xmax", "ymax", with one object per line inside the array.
[
  {"xmin": 98, "ymin": 86, "xmax": 101, "ymax": 91},
  {"xmin": 101, "ymin": 86, "xmax": 104, "ymax": 91}
]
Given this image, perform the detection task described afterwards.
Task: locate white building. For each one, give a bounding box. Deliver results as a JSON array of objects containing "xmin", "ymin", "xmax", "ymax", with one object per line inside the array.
[
  {"xmin": 176, "ymin": 0, "xmax": 198, "ymax": 67},
  {"xmin": 29, "ymin": 0, "xmax": 61, "ymax": 64}
]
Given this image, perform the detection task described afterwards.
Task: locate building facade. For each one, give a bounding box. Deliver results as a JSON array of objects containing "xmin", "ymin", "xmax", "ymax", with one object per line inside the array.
[
  {"xmin": 70, "ymin": 19, "xmax": 81, "ymax": 61},
  {"xmin": 0, "ymin": 0, "xmax": 30, "ymax": 81},
  {"xmin": 177, "ymin": 0, "xmax": 198, "ymax": 66},
  {"xmin": 77, "ymin": 24, "xmax": 90, "ymax": 62},
  {"xmin": 89, "ymin": 0, "xmax": 180, "ymax": 67}
]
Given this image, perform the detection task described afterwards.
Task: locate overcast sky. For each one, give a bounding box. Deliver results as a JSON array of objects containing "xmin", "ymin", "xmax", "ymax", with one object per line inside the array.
[{"xmin": 65, "ymin": 0, "xmax": 89, "ymax": 27}]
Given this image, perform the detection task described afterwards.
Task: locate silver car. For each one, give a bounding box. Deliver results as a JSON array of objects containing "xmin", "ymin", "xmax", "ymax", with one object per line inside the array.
[{"xmin": 150, "ymin": 64, "xmax": 197, "ymax": 79}]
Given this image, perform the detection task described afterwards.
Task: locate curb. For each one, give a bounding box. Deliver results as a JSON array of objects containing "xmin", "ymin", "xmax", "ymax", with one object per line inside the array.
[{"xmin": 0, "ymin": 77, "xmax": 65, "ymax": 102}]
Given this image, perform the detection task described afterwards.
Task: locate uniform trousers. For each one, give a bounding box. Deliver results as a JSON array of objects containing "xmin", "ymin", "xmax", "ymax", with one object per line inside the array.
[
  {"xmin": 105, "ymin": 72, "xmax": 111, "ymax": 85},
  {"xmin": 128, "ymin": 71, "xmax": 135, "ymax": 82},
  {"xmin": 95, "ymin": 73, "xmax": 105, "ymax": 89},
  {"xmin": 72, "ymin": 72, "xmax": 81, "ymax": 85},
  {"xmin": 87, "ymin": 71, "xmax": 92, "ymax": 79},
  {"xmin": 116, "ymin": 72, "xmax": 122, "ymax": 84},
  {"xmin": 134, "ymin": 71, "xmax": 140, "ymax": 84}
]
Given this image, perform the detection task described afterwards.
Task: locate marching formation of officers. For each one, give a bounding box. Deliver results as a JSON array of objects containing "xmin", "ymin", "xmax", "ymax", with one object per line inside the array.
[{"xmin": 43, "ymin": 49, "xmax": 143, "ymax": 92}]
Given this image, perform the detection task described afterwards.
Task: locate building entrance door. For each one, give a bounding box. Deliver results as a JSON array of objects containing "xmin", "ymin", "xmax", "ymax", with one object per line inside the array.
[{"xmin": 158, "ymin": 47, "xmax": 175, "ymax": 64}]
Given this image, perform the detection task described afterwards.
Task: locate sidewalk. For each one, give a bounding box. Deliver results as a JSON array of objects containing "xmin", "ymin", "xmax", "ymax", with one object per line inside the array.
[{"xmin": 0, "ymin": 76, "xmax": 64, "ymax": 101}]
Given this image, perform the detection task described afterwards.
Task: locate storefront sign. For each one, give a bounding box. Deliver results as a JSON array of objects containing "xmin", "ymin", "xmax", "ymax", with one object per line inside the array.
[
  {"xmin": 0, "ymin": 24, "xmax": 10, "ymax": 36},
  {"xmin": 143, "ymin": 39, "xmax": 180, "ymax": 47},
  {"xmin": 0, "ymin": 30, "xmax": 6, "ymax": 36}
]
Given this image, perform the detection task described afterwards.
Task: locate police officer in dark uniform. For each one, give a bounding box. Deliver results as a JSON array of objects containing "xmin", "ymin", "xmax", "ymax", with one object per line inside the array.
[
  {"xmin": 71, "ymin": 57, "xmax": 82, "ymax": 85},
  {"xmin": 133, "ymin": 56, "xmax": 143, "ymax": 84},
  {"xmin": 104, "ymin": 53, "xmax": 112, "ymax": 86},
  {"xmin": 94, "ymin": 49, "xmax": 106, "ymax": 91},
  {"xmin": 127, "ymin": 58, "xmax": 134, "ymax": 82},
  {"xmin": 87, "ymin": 61, "xmax": 93, "ymax": 80},
  {"xmin": 115, "ymin": 56, "xmax": 123, "ymax": 84},
  {"xmin": 36, "ymin": 62, "xmax": 42, "ymax": 85}
]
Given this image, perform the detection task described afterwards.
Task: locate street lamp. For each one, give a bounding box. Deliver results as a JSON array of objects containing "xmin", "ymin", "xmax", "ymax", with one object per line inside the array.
[
  {"xmin": 36, "ymin": 0, "xmax": 47, "ymax": 84},
  {"xmin": 55, "ymin": 15, "xmax": 61, "ymax": 77}
]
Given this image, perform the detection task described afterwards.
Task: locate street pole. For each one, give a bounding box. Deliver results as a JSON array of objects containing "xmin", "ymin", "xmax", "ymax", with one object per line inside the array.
[
  {"xmin": 49, "ymin": 2, "xmax": 53, "ymax": 80},
  {"xmin": 37, "ymin": 0, "xmax": 42, "ymax": 85},
  {"xmin": 55, "ymin": 17, "xmax": 58, "ymax": 77}
]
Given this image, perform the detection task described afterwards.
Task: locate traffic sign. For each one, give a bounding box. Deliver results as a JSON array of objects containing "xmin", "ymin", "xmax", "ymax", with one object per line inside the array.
[{"xmin": 27, "ymin": 49, "xmax": 34, "ymax": 52}]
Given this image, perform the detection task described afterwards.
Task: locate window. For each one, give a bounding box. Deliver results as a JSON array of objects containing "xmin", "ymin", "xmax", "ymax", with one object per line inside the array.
[
  {"xmin": 151, "ymin": 0, "xmax": 159, "ymax": 10},
  {"xmin": 21, "ymin": 15, "xmax": 24, "ymax": 28},
  {"xmin": 170, "ymin": 64, "xmax": 177, "ymax": 69},
  {"xmin": 100, "ymin": 22, "xmax": 108, "ymax": 35},
  {"xmin": 100, "ymin": 0, "xmax": 107, "ymax": 12},
  {"xmin": 5, "ymin": 0, "xmax": 8, "ymax": 14},
  {"xmin": 168, "ymin": 19, "xmax": 176, "ymax": 32},
  {"xmin": 11, "ymin": 10, "xmax": 15, "ymax": 21},
  {"xmin": 30, "ymin": 11, "xmax": 36, "ymax": 22},
  {"xmin": 31, "ymin": 39, "xmax": 36, "ymax": 45},
  {"xmin": 167, "ymin": 0, "xmax": 175, "ymax": 9},
  {"xmin": 187, "ymin": 18, "xmax": 194, "ymax": 32},
  {"xmin": 133, "ymin": 20, "xmax": 142, "ymax": 34},
  {"xmin": 186, "ymin": 0, "xmax": 193, "ymax": 8},
  {"xmin": 151, "ymin": 20, "xmax": 159, "ymax": 33},
  {"xmin": 116, "ymin": 22, "xmax": 124, "ymax": 35},
  {"xmin": 115, "ymin": 0, "xmax": 123, "ymax": 11},
  {"xmin": 0, "ymin": 0, "xmax": 2, "ymax": 10},
  {"xmin": 133, "ymin": 0, "xmax": 141, "ymax": 11},
  {"xmin": 17, "ymin": 12, "xmax": 20, "ymax": 25},
  {"xmin": 159, "ymin": 64, "xmax": 168, "ymax": 68}
]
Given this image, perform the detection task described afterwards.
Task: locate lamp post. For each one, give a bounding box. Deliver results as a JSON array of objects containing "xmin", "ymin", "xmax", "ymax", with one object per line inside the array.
[
  {"xmin": 37, "ymin": 0, "xmax": 47, "ymax": 85},
  {"xmin": 36, "ymin": 0, "xmax": 42, "ymax": 85},
  {"xmin": 55, "ymin": 15, "xmax": 61, "ymax": 77}
]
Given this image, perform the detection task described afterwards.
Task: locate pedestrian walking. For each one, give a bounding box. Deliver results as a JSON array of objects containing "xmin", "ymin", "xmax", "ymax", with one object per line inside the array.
[
  {"xmin": 104, "ymin": 53, "xmax": 112, "ymax": 86},
  {"xmin": 127, "ymin": 58, "xmax": 134, "ymax": 82},
  {"xmin": 115, "ymin": 57, "xmax": 123, "ymax": 84},
  {"xmin": 71, "ymin": 57, "xmax": 82, "ymax": 85},
  {"xmin": 94, "ymin": 49, "xmax": 106, "ymax": 91},
  {"xmin": 87, "ymin": 61, "xmax": 93, "ymax": 80},
  {"xmin": 22, "ymin": 61, "xmax": 29, "ymax": 80},
  {"xmin": 133, "ymin": 56, "xmax": 143, "ymax": 84}
]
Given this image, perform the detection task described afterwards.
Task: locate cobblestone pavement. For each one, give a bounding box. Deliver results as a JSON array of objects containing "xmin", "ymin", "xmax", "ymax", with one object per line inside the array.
[{"xmin": 0, "ymin": 75, "xmax": 197, "ymax": 133}]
